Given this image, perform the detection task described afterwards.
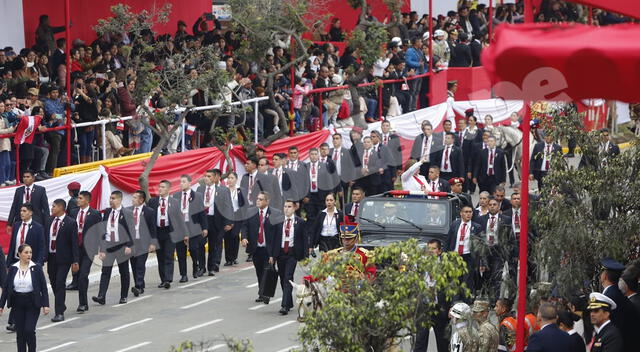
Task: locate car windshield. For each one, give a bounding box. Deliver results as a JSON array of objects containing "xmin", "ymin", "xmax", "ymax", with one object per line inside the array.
[{"xmin": 360, "ymin": 199, "xmax": 448, "ymax": 227}]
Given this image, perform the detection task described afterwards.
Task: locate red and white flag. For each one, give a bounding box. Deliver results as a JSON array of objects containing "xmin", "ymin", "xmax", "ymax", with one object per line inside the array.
[
  {"xmin": 14, "ymin": 115, "xmax": 42, "ymax": 145},
  {"xmin": 185, "ymin": 124, "xmax": 196, "ymax": 136},
  {"xmin": 116, "ymin": 121, "xmax": 125, "ymax": 131}
]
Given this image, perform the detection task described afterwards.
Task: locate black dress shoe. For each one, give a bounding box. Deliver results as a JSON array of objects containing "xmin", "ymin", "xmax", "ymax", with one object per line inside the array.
[
  {"xmin": 208, "ymin": 271, "xmax": 215, "ymax": 276},
  {"xmin": 119, "ymin": 298, "xmax": 127, "ymax": 304},
  {"xmin": 246, "ymin": 255, "xmax": 253, "ymax": 262},
  {"xmin": 255, "ymin": 296, "xmax": 264, "ymax": 303},
  {"xmin": 76, "ymin": 305, "xmax": 88, "ymax": 313},
  {"xmin": 263, "ymin": 297, "xmax": 270, "ymax": 305},
  {"xmin": 179, "ymin": 276, "xmax": 188, "ymax": 283},
  {"xmin": 223, "ymin": 262, "xmax": 233, "ymax": 266},
  {"xmin": 66, "ymin": 283, "xmax": 78, "ymax": 290},
  {"xmin": 213, "ymin": 265, "xmax": 220, "ymax": 273},
  {"xmin": 196, "ymin": 268, "xmax": 205, "ymax": 277},
  {"xmin": 51, "ymin": 314, "xmax": 65, "ymax": 322},
  {"xmin": 163, "ymin": 282, "xmax": 171, "ymax": 289},
  {"xmin": 233, "ymin": 260, "xmax": 239, "ymax": 265},
  {"xmin": 92, "ymin": 296, "xmax": 105, "ymax": 305},
  {"xmin": 278, "ymin": 308, "xmax": 289, "ymax": 315},
  {"xmin": 131, "ymin": 287, "xmax": 140, "ymax": 297},
  {"xmin": 157, "ymin": 283, "xmax": 165, "ymax": 288},
  {"xmin": 193, "ymin": 272, "xmax": 199, "ymax": 279},
  {"xmin": 6, "ymin": 323, "xmax": 15, "ymax": 332},
  {"xmin": 140, "ymin": 288, "xmax": 145, "ymax": 295}
]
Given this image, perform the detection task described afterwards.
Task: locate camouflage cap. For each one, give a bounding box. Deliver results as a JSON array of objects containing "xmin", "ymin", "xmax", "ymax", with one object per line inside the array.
[{"xmin": 472, "ymin": 300, "xmax": 490, "ymax": 312}]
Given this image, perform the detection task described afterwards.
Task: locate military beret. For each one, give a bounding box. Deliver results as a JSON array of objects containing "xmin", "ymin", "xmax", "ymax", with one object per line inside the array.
[
  {"xmin": 67, "ymin": 182, "xmax": 81, "ymax": 191},
  {"xmin": 449, "ymin": 177, "xmax": 464, "ymax": 185}
]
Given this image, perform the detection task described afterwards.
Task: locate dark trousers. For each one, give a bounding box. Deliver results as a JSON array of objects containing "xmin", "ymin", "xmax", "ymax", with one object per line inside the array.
[
  {"xmin": 44, "ymin": 132, "xmax": 62, "ymax": 173},
  {"xmin": 176, "ymin": 236, "xmax": 201, "ymax": 276},
  {"xmin": 379, "ymin": 169, "xmax": 395, "ymax": 194},
  {"xmin": 534, "ymin": 171, "xmax": 548, "ymax": 190},
  {"xmin": 318, "ymin": 236, "xmax": 341, "ymax": 252},
  {"xmin": 252, "ymin": 247, "xmax": 268, "ymax": 296},
  {"xmin": 440, "ymin": 171, "xmax": 454, "ymax": 181},
  {"xmin": 156, "ymin": 230, "xmax": 175, "ymax": 283},
  {"xmin": 98, "ymin": 254, "xmax": 130, "ymax": 299},
  {"xmin": 303, "ymin": 192, "xmax": 323, "ymax": 227},
  {"xmin": 130, "ymin": 253, "xmax": 148, "ymax": 289},
  {"xmin": 355, "ymin": 175, "xmax": 378, "ymax": 197},
  {"xmin": 12, "ymin": 293, "xmax": 40, "ymax": 352},
  {"xmin": 414, "ymin": 304, "xmax": 449, "ymax": 352},
  {"xmin": 461, "ymin": 254, "xmax": 476, "ymax": 299},
  {"xmin": 475, "ymin": 251, "xmax": 503, "ymax": 299},
  {"xmin": 224, "ymin": 221, "xmax": 241, "ymax": 263},
  {"xmin": 478, "ymin": 176, "xmax": 498, "ymax": 195},
  {"xmin": 46, "ymin": 254, "xmax": 71, "ymax": 315},
  {"xmin": 277, "ymin": 254, "xmax": 298, "ymax": 310},
  {"xmin": 203, "ymin": 215, "xmax": 223, "ymax": 270},
  {"xmin": 78, "ymin": 248, "xmax": 92, "ymax": 306}
]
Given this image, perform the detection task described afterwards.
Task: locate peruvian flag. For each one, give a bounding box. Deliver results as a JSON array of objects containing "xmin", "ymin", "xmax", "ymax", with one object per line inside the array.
[
  {"xmin": 13, "ymin": 115, "xmax": 42, "ymax": 145},
  {"xmin": 185, "ymin": 124, "xmax": 197, "ymax": 136}
]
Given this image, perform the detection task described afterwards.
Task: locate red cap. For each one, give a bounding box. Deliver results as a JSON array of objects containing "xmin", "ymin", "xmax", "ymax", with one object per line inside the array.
[
  {"xmin": 351, "ymin": 126, "xmax": 363, "ymax": 133},
  {"xmin": 464, "ymin": 108, "xmax": 474, "ymax": 115},
  {"xmin": 67, "ymin": 182, "xmax": 81, "ymax": 191},
  {"xmin": 448, "ymin": 177, "xmax": 464, "ymax": 185}
]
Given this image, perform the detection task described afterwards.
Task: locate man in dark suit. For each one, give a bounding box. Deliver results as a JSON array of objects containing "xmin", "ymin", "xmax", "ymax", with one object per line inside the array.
[
  {"xmin": 272, "ymin": 200, "xmax": 307, "ymax": 315},
  {"xmin": 450, "ymin": 32, "xmax": 473, "ymax": 67},
  {"xmin": 526, "ymin": 302, "xmax": 572, "ymax": 352},
  {"xmin": 597, "ymin": 128, "xmax": 620, "ymax": 168},
  {"xmin": 476, "ymin": 197, "xmax": 511, "ymax": 297},
  {"xmin": 241, "ymin": 191, "xmax": 282, "ymax": 304},
  {"xmin": 600, "ymin": 258, "xmax": 640, "ymax": 352},
  {"xmin": 147, "ymin": 180, "xmax": 187, "ymax": 289},
  {"xmin": 241, "ymin": 157, "xmax": 278, "ymax": 207},
  {"xmin": 473, "ymin": 136, "xmax": 506, "ymax": 194},
  {"xmin": 344, "ymin": 187, "xmax": 365, "ymax": 222},
  {"xmin": 446, "ymin": 205, "xmax": 482, "ymax": 294},
  {"xmin": 370, "ymin": 130, "xmax": 396, "ymax": 193},
  {"xmin": 303, "ymin": 148, "xmax": 338, "ymax": 226},
  {"xmin": 69, "ymin": 191, "xmax": 102, "ymax": 313},
  {"xmin": 7, "ymin": 170, "xmax": 50, "ymax": 236},
  {"xmin": 380, "ymin": 120, "xmax": 402, "ymax": 179},
  {"xmin": 173, "ymin": 174, "xmax": 207, "ymax": 283},
  {"xmin": 329, "ymin": 133, "xmax": 355, "ymax": 198},
  {"xmin": 426, "ymin": 165, "xmax": 452, "ymax": 193},
  {"xmin": 494, "ymin": 186, "xmax": 512, "ymax": 213},
  {"xmin": 355, "ymin": 136, "xmax": 383, "ymax": 196},
  {"xmin": 430, "ymin": 132, "xmax": 465, "ymax": 181},
  {"xmin": 529, "ymin": 134, "xmax": 562, "ymax": 190},
  {"xmin": 127, "ymin": 190, "xmax": 157, "ymax": 297},
  {"xmin": 93, "ymin": 191, "xmax": 133, "ymax": 305},
  {"xmin": 410, "ymin": 121, "xmax": 441, "ymax": 175},
  {"xmin": 258, "ymin": 157, "xmax": 284, "ymax": 210},
  {"xmin": 197, "ymin": 169, "xmax": 233, "ymax": 273},
  {"xmin": 45, "ymin": 199, "xmax": 79, "ymax": 322},
  {"xmin": 587, "ymin": 292, "xmax": 624, "ymax": 352},
  {"xmin": 8, "ymin": 203, "xmax": 46, "ymax": 266},
  {"xmin": 271, "ymin": 153, "xmax": 301, "ymax": 204}
]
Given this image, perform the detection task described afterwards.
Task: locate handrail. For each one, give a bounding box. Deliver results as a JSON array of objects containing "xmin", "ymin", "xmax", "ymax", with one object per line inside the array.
[{"xmin": 304, "ymin": 72, "xmax": 431, "ymax": 95}]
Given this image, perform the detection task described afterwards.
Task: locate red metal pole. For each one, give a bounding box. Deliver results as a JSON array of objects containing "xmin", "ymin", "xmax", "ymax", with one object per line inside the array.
[
  {"xmin": 15, "ymin": 144, "xmax": 20, "ymax": 185},
  {"xmin": 427, "ymin": 0, "xmax": 433, "ymax": 107},
  {"xmin": 65, "ymin": 0, "xmax": 72, "ymax": 165},
  {"xmin": 489, "ymin": 0, "xmax": 494, "ymax": 43}
]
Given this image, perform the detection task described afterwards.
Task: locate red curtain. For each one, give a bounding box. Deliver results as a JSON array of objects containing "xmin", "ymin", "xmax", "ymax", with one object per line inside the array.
[
  {"xmin": 446, "ymin": 67, "xmax": 492, "ymax": 102},
  {"xmin": 572, "ymin": 0, "xmax": 640, "ymax": 20}
]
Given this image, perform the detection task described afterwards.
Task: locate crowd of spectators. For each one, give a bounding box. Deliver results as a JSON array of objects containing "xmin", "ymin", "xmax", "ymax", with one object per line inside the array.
[{"xmin": 0, "ymin": 1, "xmax": 634, "ymax": 186}]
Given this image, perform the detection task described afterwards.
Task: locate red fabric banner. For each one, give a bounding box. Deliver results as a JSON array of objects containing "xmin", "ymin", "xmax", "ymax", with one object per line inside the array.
[
  {"xmin": 572, "ymin": 0, "xmax": 640, "ymax": 20},
  {"xmin": 446, "ymin": 67, "xmax": 492, "ymax": 102}
]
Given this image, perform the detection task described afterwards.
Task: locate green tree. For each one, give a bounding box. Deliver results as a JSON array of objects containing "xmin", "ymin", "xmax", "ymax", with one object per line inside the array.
[
  {"xmin": 530, "ymin": 103, "xmax": 640, "ymax": 298},
  {"xmin": 298, "ymin": 239, "xmax": 469, "ymax": 351}
]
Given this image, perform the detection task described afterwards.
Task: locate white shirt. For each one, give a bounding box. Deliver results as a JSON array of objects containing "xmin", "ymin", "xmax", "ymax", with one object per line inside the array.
[
  {"xmin": 594, "ymin": 320, "xmax": 611, "ymax": 335},
  {"xmin": 49, "ymin": 214, "xmax": 65, "ymax": 253},
  {"xmin": 440, "ymin": 145, "xmax": 453, "ymax": 172},
  {"xmin": 487, "ymin": 148, "xmax": 496, "ymax": 175},
  {"xmin": 308, "ymin": 161, "xmax": 319, "ymax": 192},
  {"xmin": 13, "ymin": 261, "xmax": 36, "ymax": 293},
  {"xmin": 180, "ymin": 191, "xmax": 191, "ymax": 222},
  {"xmin": 320, "ymin": 209, "xmax": 338, "ymax": 237},
  {"xmin": 157, "ymin": 196, "xmax": 170, "ymax": 227},
  {"xmin": 401, "ymin": 161, "xmax": 431, "ymax": 192},
  {"xmin": 421, "ymin": 135, "xmax": 433, "ymax": 159},
  {"xmin": 203, "ymin": 184, "xmax": 216, "ymax": 216},
  {"xmin": 486, "ymin": 213, "xmax": 499, "ymax": 245},
  {"xmin": 281, "ymin": 216, "xmax": 296, "ymax": 248},
  {"xmin": 14, "ymin": 219, "xmax": 32, "ymax": 259},
  {"xmin": 132, "ymin": 205, "xmax": 143, "ymax": 239},
  {"xmin": 541, "ymin": 143, "xmax": 552, "ymax": 171},
  {"xmin": 23, "ymin": 185, "xmax": 33, "ymax": 203},
  {"xmin": 230, "ymin": 187, "xmax": 240, "ymax": 212},
  {"xmin": 76, "ymin": 206, "xmax": 90, "ymax": 234},
  {"xmin": 455, "ymin": 221, "xmax": 472, "ymax": 255},
  {"xmin": 107, "ymin": 207, "xmax": 122, "ymax": 242},
  {"xmin": 332, "ymin": 148, "xmax": 342, "ymax": 176}
]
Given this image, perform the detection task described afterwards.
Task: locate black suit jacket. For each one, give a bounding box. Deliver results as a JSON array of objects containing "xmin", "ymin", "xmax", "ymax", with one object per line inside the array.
[
  {"xmin": 473, "ymin": 148, "xmax": 507, "ymax": 184},
  {"xmin": 147, "ymin": 196, "xmax": 189, "ymax": 241},
  {"xmin": 357, "ymin": 148, "xmax": 383, "ymax": 182},
  {"xmin": 410, "ymin": 133, "xmax": 441, "ymax": 161},
  {"xmin": 304, "ymin": 161, "xmax": 340, "ymax": 197},
  {"xmin": 603, "ymin": 284, "xmax": 640, "ymax": 351},
  {"xmin": 271, "ymin": 215, "xmax": 307, "ymax": 260},
  {"xmin": 240, "ymin": 172, "xmax": 280, "ymax": 206},
  {"xmin": 125, "ymin": 205, "xmax": 158, "ymax": 256},
  {"xmin": 329, "ymin": 146, "xmax": 356, "ymax": 183},
  {"xmin": 373, "ymin": 144, "xmax": 397, "ymax": 183},
  {"xmin": 568, "ymin": 332, "xmax": 586, "ymax": 352},
  {"xmin": 172, "ymin": 190, "xmax": 208, "ymax": 236},
  {"xmin": 8, "ymin": 184, "xmax": 50, "ymax": 227},
  {"xmin": 0, "ymin": 264, "xmax": 49, "ymax": 309},
  {"xmin": 310, "ymin": 210, "xmax": 343, "ymax": 248},
  {"xmin": 590, "ymin": 321, "xmax": 623, "ymax": 352},
  {"xmin": 430, "ymin": 144, "xmax": 465, "ymax": 178},
  {"xmin": 450, "ymin": 43, "xmax": 472, "ymax": 67},
  {"xmin": 68, "ymin": 207, "xmax": 102, "ymax": 249},
  {"xmin": 381, "ymin": 133, "xmax": 403, "ymax": 169},
  {"xmin": 8, "ymin": 221, "xmax": 46, "ymax": 266},
  {"xmin": 241, "ymin": 207, "xmax": 282, "ymax": 256},
  {"xmin": 44, "ymin": 215, "xmax": 79, "ymax": 264},
  {"xmin": 196, "ymin": 184, "xmax": 233, "ymax": 229},
  {"xmin": 446, "ymin": 219, "xmax": 482, "ymax": 255},
  {"xmin": 526, "ymin": 324, "xmax": 572, "ymax": 352},
  {"xmin": 530, "ymin": 142, "xmax": 562, "ymax": 174},
  {"xmin": 101, "ymin": 208, "xmax": 134, "ymax": 253}
]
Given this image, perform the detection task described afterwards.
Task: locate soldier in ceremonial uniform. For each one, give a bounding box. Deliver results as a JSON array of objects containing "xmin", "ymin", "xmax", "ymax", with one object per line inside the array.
[
  {"xmin": 471, "ymin": 300, "xmax": 500, "ymax": 352},
  {"xmin": 588, "ymin": 292, "xmax": 623, "ymax": 352},
  {"xmin": 326, "ymin": 223, "xmax": 375, "ymax": 277}
]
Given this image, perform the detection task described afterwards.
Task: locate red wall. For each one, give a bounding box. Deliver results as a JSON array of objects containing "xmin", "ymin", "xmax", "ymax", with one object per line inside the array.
[
  {"xmin": 22, "ymin": 0, "xmax": 211, "ymax": 48},
  {"xmin": 322, "ymin": 0, "xmax": 411, "ymax": 32}
]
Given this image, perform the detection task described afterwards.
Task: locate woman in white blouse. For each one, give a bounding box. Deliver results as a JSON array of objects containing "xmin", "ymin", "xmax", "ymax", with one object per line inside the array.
[
  {"xmin": 311, "ymin": 193, "xmax": 343, "ymax": 252},
  {"xmin": 0, "ymin": 244, "xmax": 50, "ymax": 352},
  {"xmin": 224, "ymin": 172, "xmax": 245, "ymax": 265},
  {"xmin": 473, "ymin": 191, "xmax": 490, "ymax": 221}
]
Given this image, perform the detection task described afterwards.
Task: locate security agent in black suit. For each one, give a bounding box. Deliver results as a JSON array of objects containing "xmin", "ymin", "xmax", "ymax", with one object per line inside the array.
[
  {"xmin": 127, "ymin": 190, "xmax": 158, "ymax": 297},
  {"xmin": 529, "ymin": 134, "xmax": 562, "ymax": 190},
  {"xmin": 600, "ymin": 258, "xmax": 640, "ymax": 352},
  {"xmin": 526, "ymin": 303, "xmax": 573, "ymax": 352},
  {"xmin": 446, "ymin": 205, "xmax": 482, "ymax": 295},
  {"xmin": 410, "ymin": 121, "xmax": 441, "ymax": 175},
  {"xmin": 587, "ymin": 292, "xmax": 624, "ymax": 352},
  {"xmin": 557, "ymin": 310, "xmax": 587, "ymax": 352},
  {"xmin": 425, "ymin": 165, "xmax": 452, "ymax": 193},
  {"xmin": 271, "ymin": 200, "xmax": 307, "ymax": 315},
  {"xmin": 223, "ymin": 172, "xmax": 245, "ymax": 266},
  {"xmin": 258, "ymin": 157, "xmax": 285, "ymax": 210},
  {"xmin": 173, "ymin": 174, "xmax": 208, "ymax": 283},
  {"xmin": 370, "ymin": 130, "xmax": 396, "ymax": 194},
  {"xmin": 0, "ymin": 244, "xmax": 50, "ymax": 352},
  {"xmin": 197, "ymin": 169, "xmax": 233, "ymax": 274},
  {"xmin": 63, "ymin": 182, "xmax": 81, "ymax": 291},
  {"xmin": 241, "ymin": 157, "xmax": 278, "ymax": 207},
  {"xmin": 581, "ymin": 128, "xmax": 622, "ymax": 170},
  {"xmin": 476, "ymin": 198, "xmax": 511, "ymax": 297},
  {"xmin": 68, "ymin": 191, "xmax": 102, "ymax": 312},
  {"xmin": 92, "ymin": 191, "xmax": 133, "ymax": 305},
  {"xmin": 473, "ymin": 136, "xmax": 507, "ymax": 194},
  {"xmin": 430, "ymin": 132, "xmax": 465, "ymax": 181},
  {"xmin": 303, "ymin": 148, "xmax": 339, "ymax": 227},
  {"xmin": 241, "ymin": 191, "xmax": 281, "ymax": 304},
  {"xmin": 344, "ymin": 187, "xmax": 365, "ymax": 222},
  {"xmin": 619, "ymin": 267, "xmax": 640, "ymax": 314},
  {"xmin": 329, "ymin": 133, "xmax": 356, "ymax": 194},
  {"xmin": 147, "ymin": 180, "xmax": 188, "ymax": 289},
  {"xmin": 8, "ymin": 204, "xmax": 47, "ymax": 267},
  {"xmin": 355, "ymin": 136, "xmax": 384, "ymax": 196},
  {"xmin": 380, "ymin": 120, "xmax": 403, "ymax": 171},
  {"xmin": 44, "ymin": 199, "xmax": 79, "ymax": 322},
  {"xmin": 7, "ymin": 170, "xmax": 50, "ymax": 237},
  {"xmin": 414, "ymin": 239, "xmax": 450, "ymax": 352},
  {"xmin": 271, "ymin": 153, "xmax": 301, "ymax": 204}
]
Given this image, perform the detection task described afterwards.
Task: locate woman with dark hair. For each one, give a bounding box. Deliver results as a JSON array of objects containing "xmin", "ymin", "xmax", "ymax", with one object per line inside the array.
[
  {"xmin": 0, "ymin": 244, "xmax": 50, "ymax": 352},
  {"xmin": 73, "ymin": 80, "xmax": 99, "ymax": 163},
  {"xmin": 558, "ymin": 309, "xmax": 587, "ymax": 352},
  {"xmin": 328, "ymin": 18, "xmax": 344, "ymax": 42},
  {"xmin": 311, "ymin": 193, "xmax": 343, "ymax": 252},
  {"xmin": 35, "ymin": 15, "xmax": 65, "ymax": 54},
  {"xmin": 223, "ymin": 172, "xmax": 245, "ymax": 266}
]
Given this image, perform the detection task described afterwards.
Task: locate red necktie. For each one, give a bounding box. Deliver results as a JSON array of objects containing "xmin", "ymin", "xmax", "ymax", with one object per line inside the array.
[
  {"xmin": 311, "ymin": 163, "xmax": 317, "ymax": 191},
  {"xmin": 489, "ymin": 216, "xmax": 496, "ymax": 245},
  {"xmin": 25, "ymin": 187, "xmax": 31, "ymax": 203},
  {"xmin": 160, "ymin": 198, "xmax": 166, "ymax": 227},
  {"xmin": 258, "ymin": 209, "xmax": 265, "ymax": 245},
  {"xmin": 514, "ymin": 210, "xmax": 520, "ymax": 229},
  {"xmin": 134, "ymin": 207, "xmax": 139, "ymax": 227},
  {"xmin": 284, "ymin": 218, "xmax": 292, "ymax": 254},
  {"xmin": 353, "ymin": 203, "xmax": 359, "ymax": 217},
  {"xmin": 431, "ymin": 181, "xmax": 437, "ymax": 192},
  {"xmin": 383, "ymin": 135, "xmax": 388, "ymax": 145},
  {"xmin": 182, "ymin": 192, "xmax": 188, "ymax": 210},
  {"xmin": 458, "ymin": 222, "xmax": 468, "ymax": 255},
  {"xmin": 20, "ymin": 222, "xmax": 27, "ymax": 245},
  {"xmin": 110, "ymin": 211, "xmax": 116, "ymax": 241},
  {"xmin": 363, "ymin": 150, "xmax": 369, "ymax": 166},
  {"xmin": 444, "ymin": 146, "xmax": 450, "ymax": 170},
  {"xmin": 545, "ymin": 145, "xmax": 551, "ymax": 170},
  {"xmin": 488, "ymin": 150, "xmax": 494, "ymax": 176},
  {"xmin": 333, "ymin": 150, "xmax": 339, "ymax": 161},
  {"xmin": 51, "ymin": 217, "xmax": 60, "ymax": 251},
  {"xmin": 78, "ymin": 209, "xmax": 85, "ymax": 246},
  {"xmin": 248, "ymin": 175, "xmax": 255, "ymax": 201},
  {"xmin": 205, "ymin": 186, "xmax": 212, "ymax": 213}
]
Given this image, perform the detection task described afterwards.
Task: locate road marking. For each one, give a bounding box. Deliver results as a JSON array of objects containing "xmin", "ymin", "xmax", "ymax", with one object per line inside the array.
[
  {"xmin": 274, "ymin": 346, "xmax": 300, "ymax": 352},
  {"xmin": 179, "ymin": 277, "xmax": 216, "ymax": 289},
  {"xmin": 204, "ymin": 344, "xmax": 226, "ymax": 351},
  {"xmin": 255, "ymin": 320, "xmax": 297, "ymax": 334},
  {"xmin": 41, "ymin": 341, "xmax": 77, "ymax": 352},
  {"xmin": 114, "ymin": 341, "xmax": 152, "ymax": 352},
  {"xmin": 112, "ymin": 295, "xmax": 153, "ymax": 307},
  {"xmin": 109, "ymin": 318, "xmax": 153, "ymax": 332},
  {"xmin": 180, "ymin": 296, "xmax": 221, "ymax": 309},
  {"xmin": 249, "ymin": 298, "xmax": 282, "ymax": 310},
  {"xmin": 180, "ymin": 318, "xmax": 223, "ymax": 333},
  {"xmin": 38, "ymin": 317, "xmax": 80, "ymax": 330},
  {"xmin": 240, "ymin": 266, "xmax": 254, "ymax": 271},
  {"xmin": 245, "ymin": 282, "xmax": 259, "ymax": 288}
]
